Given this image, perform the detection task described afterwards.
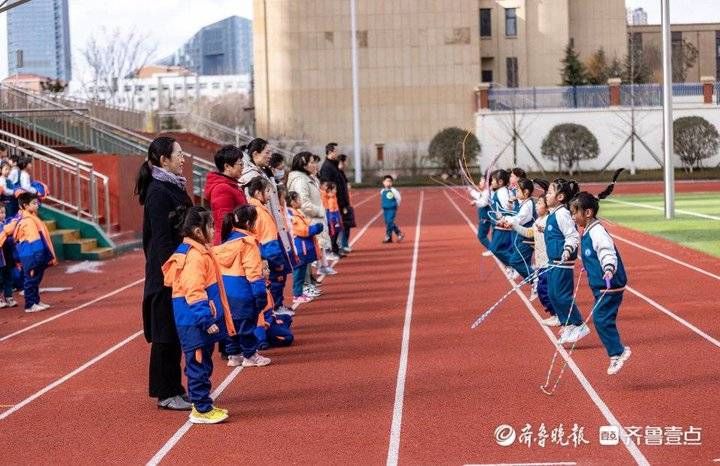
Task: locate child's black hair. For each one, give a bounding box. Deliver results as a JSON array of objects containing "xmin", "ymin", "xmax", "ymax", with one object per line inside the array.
[
  {"xmin": 568, "ymin": 169, "xmax": 625, "ymax": 217},
  {"xmin": 221, "ymin": 204, "xmax": 257, "ymax": 242},
  {"xmin": 171, "ymin": 206, "xmax": 213, "ymax": 244},
  {"xmin": 286, "ymin": 190, "xmax": 300, "ymax": 206},
  {"xmin": 247, "ymin": 176, "xmax": 270, "ymax": 198},
  {"xmin": 270, "ymin": 152, "xmax": 285, "ymax": 169},
  {"xmin": 383, "ymin": 175, "xmax": 394, "ymax": 182},
  {"xmin": 491, "ymin": 169, "xmax": 510, "ymax": 186},
  {"xmin": 18, "ymin": 192, "xmax": 38, "ymax": 209},
  {"xmin": 532, "ymin": 178, "xmax": 550, "ymax": 193},
  {"xmin": 17, "ymin": 156, "xmax": 32, "ymax": 171},
  {"xmin": 323, "ymin": 180, "xmax": 337, "ymax": 190},
  {"xmin": 511, "ymin": 167, "xmax": 527, "ymax": 179},
  {"xmin": 517, "ymin": 178, "xmax": 534, "ymax": 198},
  {"xmin": 551, "ymin": 178, "xmax": 580, "ymax": 206}
]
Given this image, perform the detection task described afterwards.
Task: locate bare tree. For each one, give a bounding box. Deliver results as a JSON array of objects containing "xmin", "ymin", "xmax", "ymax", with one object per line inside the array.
[{"xmin": 81, "ymin": 28, "xmax": 158, "ymax": 104}]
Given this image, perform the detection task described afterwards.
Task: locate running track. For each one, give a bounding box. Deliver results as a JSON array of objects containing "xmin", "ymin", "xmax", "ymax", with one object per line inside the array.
[{"xmin": 0, "ymin": 186, "xmax": 718, "ymax": 465}]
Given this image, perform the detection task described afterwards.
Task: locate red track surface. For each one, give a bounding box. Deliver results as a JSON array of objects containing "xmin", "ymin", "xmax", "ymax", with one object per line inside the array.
[{"xmin": 0, "ymin": 187, "xmax": 718, "ymax": 465}]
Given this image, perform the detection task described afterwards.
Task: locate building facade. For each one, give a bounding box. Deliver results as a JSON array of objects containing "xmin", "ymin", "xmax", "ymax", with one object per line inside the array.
[
  {"xmin": 162, "ymin": 16, "xmax": 253, "ymax": 76},
  {"xmin": 627, "ymin": 7, "xmax": 649, "ymax": 26},
  {"xmin": 7, "ymin": 0, "xmax": 72, "ymax": 82},
  {"xmin": 253, "ymin": 0, "xmax": 626, "ymax": 162},
  {"xmin": 629, "ymin": 23, "xmax": 720, "ymax": 83}
]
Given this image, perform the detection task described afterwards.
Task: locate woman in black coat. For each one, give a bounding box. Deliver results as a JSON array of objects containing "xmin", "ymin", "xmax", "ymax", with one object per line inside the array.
[{"xmin": 136, "ymin": 136, "xmax": 193, "ymax": 410}]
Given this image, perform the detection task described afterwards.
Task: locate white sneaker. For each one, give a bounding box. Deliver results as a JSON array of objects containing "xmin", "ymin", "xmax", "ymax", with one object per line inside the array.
[
  {"xmin": 242, "ymin": 352, "xmax": 271, "ymax": 367},
  {"xmin": 341, "ymin": 246, "xmax": 352, "ymax": 253},
  {"xmin": 607, "ymin": 347, "xmax": 632, "ymax": 375},
  {"xmin": 25, "ymin": 304, "xmax": 46, "ymax": 313},
  {"xmin": 227, "ymin": 355, "xmax": 243, "ymax": 367},
  {"xmin": 563, "ymin": 323, "xmax": 591, "ymax": 344},
  {"xmin": 37, "ymin": 302, "xmax": 50, "ymax": 310},
  {"xmin": 5, "ymin": 297, "xmax": 18, "ymax": 307},
  {"xmin": 529, "ymin": 280, "xmax": 538, "ymax": 301},
  {"xmin": 541, "ymin": 315, "xmax": 561, "ymax": 327},
  {"xmin": 482, "ymin": 250, "xmax": 493, "ymax": 257},
  {"xmin": 510, "ymin": 269, "xmax": 519, "ymax": 280},
  {"xmin": 303, "ymin": 285, "xmax": 322, "ymax": 297},
  {"xmin": 319, "ymin": 266, "xmax": 337, "ymax": 275},
  {"xmin": 326, "ymin": 252, "xmax": 340, "ymax": 261},
  {"xmin": 0, "ymin": 298, "xmax": 7, "ymax": 308},
  {"xmin": 557, "ymin": 326, "xmax": 573, "ymax": 344}
]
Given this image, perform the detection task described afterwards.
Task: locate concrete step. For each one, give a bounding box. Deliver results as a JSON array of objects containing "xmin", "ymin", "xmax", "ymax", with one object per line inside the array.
[
  {"xmin": 63, "ymin": 238, "xmax": 98, "ymax": 259},
  {"xmin": 81, "ymin": 247, "xmax": 115, "ymax": 261},
  {"xmin": 51, "ymin": 229, "xmax": 80, "ymax": 242},
  {"xmin": 44, "ymin": 220, "xmax": 57, "ymax": 232}
]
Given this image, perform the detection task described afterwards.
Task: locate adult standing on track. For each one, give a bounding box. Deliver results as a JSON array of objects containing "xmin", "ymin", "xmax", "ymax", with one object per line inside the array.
[
  {"xmin": 319, "ymin": 142, "xmax": 351, "ymax": 256},
  {"xmin": 136, "ymin": 136, "xmax": 193, "ymax": 411},
  {"xmin": 239, "ymin": 138, "xmax": 294, "ymax": 258},
  {"xmin": 337, "ymin": 153, "xmax": 355, "ymax": 253},
  {"xmin": 204, "ymin": 145, "xmax": 246, "ymax": 245},
  {"xmin": 288, "ymin": 152, "xmax": 335, "ymax": 276}
]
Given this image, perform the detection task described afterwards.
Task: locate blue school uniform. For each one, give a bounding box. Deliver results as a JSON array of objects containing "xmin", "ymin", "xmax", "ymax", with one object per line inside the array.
[
  {"xmin": 544, "ymin": 205, "xmax": 583, "ymax": 326},
  {"xmin": 381, "ymin": 187, "xmax": 402, "ymax": 238},
  {"xmin": 508, "ymin": 198, "xmax": 536, "ymax": 279},
  {"xmin": 580, "ymin": 220, "xmax": 628, "ymax": 357},
  {"xmin": 489, "ymin": 187, "xmax": 514, "ymax": 265}
]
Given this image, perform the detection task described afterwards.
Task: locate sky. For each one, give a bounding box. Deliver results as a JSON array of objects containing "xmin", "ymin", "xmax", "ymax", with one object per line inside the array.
[
  {"xmin": 0, "ymin": 0, "xmax": 718, "ymax": 81},
  {"xmin": 0, "ymin": 0, "xmax": 254, "ymax": 80}
]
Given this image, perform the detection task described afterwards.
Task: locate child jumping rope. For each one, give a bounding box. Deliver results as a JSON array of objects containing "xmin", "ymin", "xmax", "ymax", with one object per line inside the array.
[
  {"xmin": 488, "ymin": 170, "xmax": 514, "ymax": 271},
  {"xmin": 544, "ymin": 178, "xmax": 590, "ymax": 345},
  {"xmin": 570, "ymin": 190, "xmax": 631, "ymax": 375},
  {"xmin": 215, "ymin": 204, "xmax": 272, "ymax": 368},
  {"xmin": 501, "ymin": 178, "xmax": 536, "ymax": 280},
  {"xmin": 162, "ymin": 206, "xmax": 236, "ymax": 424}
]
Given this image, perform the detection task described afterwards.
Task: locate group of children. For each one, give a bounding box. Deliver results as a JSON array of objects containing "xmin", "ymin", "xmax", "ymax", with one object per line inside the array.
[
  {"xmin": 0, "ymin": 148, "xmax": 54, "ymax": 313},
  {"xmin": 471, "ymin": 168, "xmax": 632, "ymax": 376}
]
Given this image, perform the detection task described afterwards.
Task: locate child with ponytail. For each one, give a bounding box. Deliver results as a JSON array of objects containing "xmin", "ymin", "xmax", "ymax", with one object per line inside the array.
[{"xmin": 162, "ymin": 206, "xmax": 235, "ymax": 424}]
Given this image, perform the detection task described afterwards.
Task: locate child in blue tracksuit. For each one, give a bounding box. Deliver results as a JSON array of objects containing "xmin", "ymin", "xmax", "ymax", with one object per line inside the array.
[
  {"xmin": 571, "ymin": 191, "xmax": 631, "ymax": 375},
  {"xmin": 544, "ymin": 178, "xmax": 589, "ymax": 345},
  {"xmin": 214, "ymin": 204, "xmax": 272, "ymax": 369},
  {"xmin": 469, "ymin": 178, "xmax": 492, "ymax": 251},
  {"xmin": 488, "ymin": 169, "xmax": 514, "ymax": 266},
  {"xmin": 162, "ymin": 206, "xmax": 235, "ymax": 424},
  {"xmin": 381, "ymin": 175, "xmax": 404, "ymax": 243},
  {"xmin": 287, "ymin": 191, "xmax": 324, "ymax": 304},
  {"xmin": 501, "ymin": 178, "xmax": 536, "ymax": 279},
  {"xmin": 3, "ymin": 193, "xmax": 56, "ymax": 313}
]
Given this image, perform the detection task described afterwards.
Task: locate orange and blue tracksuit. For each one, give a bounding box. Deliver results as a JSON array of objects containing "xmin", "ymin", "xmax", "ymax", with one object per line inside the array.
[
  {"xmin": 214, "ymin": 228, "xmax": 268, "ymax": 359},
  {"xmin": 3, "ymin": 211, "xmax": 56, "ymax": 309},
  {"xmin": 580, "ymin": 220, "xmax": 628, "ymax": 357},
  {"xmin": 0, "ymin": 216, "xmax": 18, "ymax": 299},
  {"xmin": 249, "ymin": 198, "xmax": 292, "ymax": 309},
  {"xmin": 288, "ymin": 207, "xmax": 323, "ymax": 298},
  {"xmin": 162, "ymin": 238, "xmax": 236, "ymax": 413},
  {"xmin": 322, "ymin": 190, "xmax": 343, "ymax": 240}
]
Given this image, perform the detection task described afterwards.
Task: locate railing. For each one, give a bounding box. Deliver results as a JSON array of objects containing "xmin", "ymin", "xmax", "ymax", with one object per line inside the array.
[
  {"xmin": 0, "ymin": 129, "xmax": 111, "ymax": 232},
  {"xmin": 156, "ymin": 111, "xmax": 297, "ymax": 159},
  {"xmin": 43, "ymin": 93, "xmax": 147, "ymax": 131},
  {"xmin": 488, "ymin": 82, "xmax": 711, "ymax": 111},
  {"xmin": 0, "ymin": 84, "xmax": 211, "ymax": 198}
]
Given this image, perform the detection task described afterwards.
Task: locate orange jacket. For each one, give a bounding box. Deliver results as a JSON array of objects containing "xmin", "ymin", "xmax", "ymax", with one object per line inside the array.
[
  {"xmin": 321, "ymin": 190, "xmax": 339, "ymax": 212},
  {"xmin": 3, "ymin": 210, "xmax": 57, "ymax": 271}
]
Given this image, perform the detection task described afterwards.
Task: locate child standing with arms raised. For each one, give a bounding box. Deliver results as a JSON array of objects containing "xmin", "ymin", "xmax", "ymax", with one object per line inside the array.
[
  {"xmin": 380, "ymin": 175, "xmax": 404, "ymax": 243},
  {"xmin": 162, "ymin": 206, "xmax": 235, "ymax": 423}
]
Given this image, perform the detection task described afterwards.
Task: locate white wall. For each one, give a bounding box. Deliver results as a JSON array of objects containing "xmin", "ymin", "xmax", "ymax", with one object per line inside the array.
[{"xmin": 476, "ymin": 103, "xmax": 720, "ymax": 172}]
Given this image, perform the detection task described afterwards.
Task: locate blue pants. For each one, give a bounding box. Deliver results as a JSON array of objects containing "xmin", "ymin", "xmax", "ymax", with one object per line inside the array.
[
  {"xmin": 292, "ymin": 264, "xmax": 308, "ymax": 297},
  {"xmin": 477, "ymin": 218, "xmax": 491, "ymax": 249},
  {"xmin": 340, "ymin": 228, "xmax": 351, "ymax": 249},
  {"xmin": 383, "ymin": 208, "xmax": 401, "ymax": 237},
  {"xmin": 547, "ymin": 265, "xmax": 583, "ymax": 326},
  {"xmin": 255, "ymin": 311, "xmax": 294, "ymax": 349},
  {"xmin": 536, "ymin": 270, "xmax": 554, "ymax": 315},
  {"xmin": 0, "ymin": 266, "xmax": 13, "ymax": 298},
  {"xmin": 184, "ymin": 343, "xmax": 214, "ymax": 413},
  {"xmin": 226, "ymin": 317, "xmax": 259, "ymax": 358},
  {"xmin": 269, "ymin": 270, "xmax": 287, "ymax": 308},
  {"xmin": 592, "ymin": 290, "xmax": 625, "ymax": 357},
  {"xmin": 23, "ymin": 266, "xmax": 45, "ymax": 309},
  {"xmin": 509, "ymin": 236, "xmax": 534, "ymax": 279},
  {"xmin": 489, "ymin": 229, "xmax": 513, "ymax": 266}
]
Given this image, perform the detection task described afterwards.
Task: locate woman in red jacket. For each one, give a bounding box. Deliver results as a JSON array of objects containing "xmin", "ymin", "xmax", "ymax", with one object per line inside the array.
[{"xmin": 204, "ymin": 145, "xmax": 246, "ymax": 245}]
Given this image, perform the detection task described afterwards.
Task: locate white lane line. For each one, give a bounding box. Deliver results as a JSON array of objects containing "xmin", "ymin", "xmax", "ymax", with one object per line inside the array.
[
  {"xmin": 446, "ymin": 191, "xmax": 650, "ymax": 466},
  {"xmin": 386, "ymin": 191, "xmax": 424, "ymax": 466},
  {"xmin": 605, "ymin": 198, "xmax": 720, "ymax": 221},
  {"xmin": 353, "ymin": 193, "xmax": 376, "ymax": 208},
  {"xmin": 611, "ymin": 234, "xmax": 720, "ymax": 282},
  {"xmin": 626, "ymin": 286, "xmax": 720, "ymax": 348},
  {"xmin": 465, "ymin": 463, "xmax": 577, "ymax": 466},
  {"xmin": 0, "ymin": 278, "xmax": 145, "ymax": 343},
  {"xmin": 146, "ymin": 366, "xmax": 244, "ymax": 466},
  {"xmin": 0, "ymin": 330, "xmax": 144, "ymax": 420}
]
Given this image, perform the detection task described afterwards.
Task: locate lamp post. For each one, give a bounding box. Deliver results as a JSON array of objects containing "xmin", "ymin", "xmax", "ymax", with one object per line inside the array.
[{"xmin": 661, "ymin": 0, "xmax": 674, "ymax": 219}]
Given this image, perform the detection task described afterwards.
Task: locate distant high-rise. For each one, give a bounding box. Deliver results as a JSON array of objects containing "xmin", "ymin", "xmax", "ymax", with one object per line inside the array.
[
  {"xmin": 7, "ymin": 0, "xmax": 72, "ymax": 82},
  {"xmin": 162, "ymin": 16, "xmax": 252, "ymax": 76},
  {"xmin": 627, "ymin": 7, "xmax": 649, "ymax": 25}
]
